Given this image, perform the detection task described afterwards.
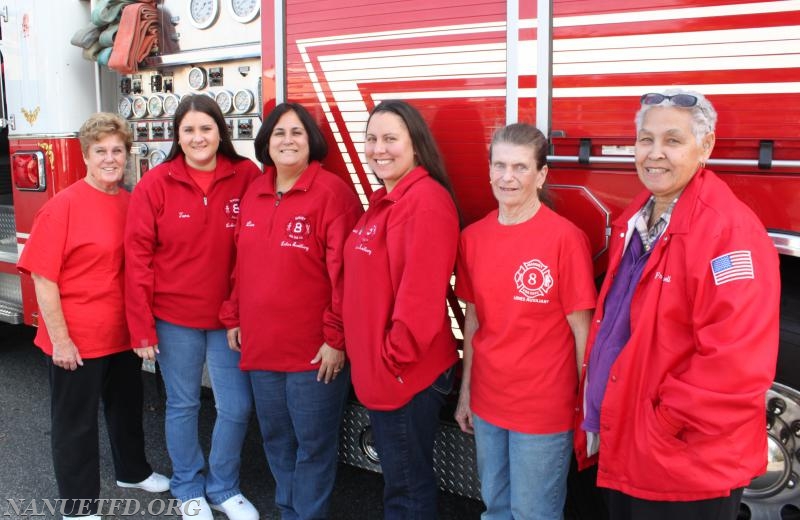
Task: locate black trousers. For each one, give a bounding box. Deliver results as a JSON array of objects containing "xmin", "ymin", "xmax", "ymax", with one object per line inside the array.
[
  {"xmin": 603, "ymin": 487, "xmax": 744, "ymax": 520},
  {"xmin": 48, "ymin": 350, "xmax": 153, "ymax": 516}
]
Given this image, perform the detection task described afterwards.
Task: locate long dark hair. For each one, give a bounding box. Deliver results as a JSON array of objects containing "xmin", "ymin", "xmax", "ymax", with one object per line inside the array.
[
  {"xmin": 253, "ymin": 102, "xmax": 328, "ymax": 166},
  {"xmin": 367, "ymin": 100, "xmax": 460, "ymax": 214},
  {"xmin": 165, "ymin": 94, "xmax": 246, "ymax": 162}
]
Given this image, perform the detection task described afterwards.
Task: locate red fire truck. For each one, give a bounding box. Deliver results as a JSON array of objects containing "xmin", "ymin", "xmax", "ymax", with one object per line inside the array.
[{"xmin": 0, "ymin": 1, "xmax": 797, "ymax": 518}]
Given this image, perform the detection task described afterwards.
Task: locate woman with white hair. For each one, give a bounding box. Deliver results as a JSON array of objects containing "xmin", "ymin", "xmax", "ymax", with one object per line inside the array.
[{"xmin": 575, "ymin": 89, "xmax": 781, "ymax": 519}]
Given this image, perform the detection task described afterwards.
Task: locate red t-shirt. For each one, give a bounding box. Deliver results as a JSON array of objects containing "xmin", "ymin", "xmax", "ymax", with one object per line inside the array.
[
  {"xmin": 186, "ymin": 164, "xmax": 215, "ymax": 195},
  {"xmin": 456, "ymin": 206, "xmax": 596, "ymax": 433},
  {"xmin": 17, "ymin": 180, "xmax": 131, "ymax": 358}
]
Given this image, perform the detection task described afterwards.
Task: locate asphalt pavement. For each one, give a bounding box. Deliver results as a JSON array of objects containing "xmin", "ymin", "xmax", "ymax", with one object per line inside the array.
[{"xmin": 0, "ymin": 323, "xmax": 485, "ymax": 519}]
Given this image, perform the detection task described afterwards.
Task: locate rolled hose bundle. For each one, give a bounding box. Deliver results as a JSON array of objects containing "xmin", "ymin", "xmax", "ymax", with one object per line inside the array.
[
  {"xmin": 108, "ymin": 1, "xmax": 158, "ymax": 73},
  {"xmin": 69, "ymin": 0, "xmax": 157, "ymax": 70}
]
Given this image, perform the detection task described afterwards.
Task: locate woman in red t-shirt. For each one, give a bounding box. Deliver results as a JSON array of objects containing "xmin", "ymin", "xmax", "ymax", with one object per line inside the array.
[
  {"xmin": 454, "ymin": 123, "xmax": 596, "ymax": 520},
  {"xmin": 17, "ymin": 113, "xmax": 168, "ymax": 519}
]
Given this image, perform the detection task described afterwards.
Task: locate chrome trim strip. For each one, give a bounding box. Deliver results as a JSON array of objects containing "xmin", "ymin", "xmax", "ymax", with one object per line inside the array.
[
  {"xmin": 506, "ymin": 0, "xmax": 520, "ymax": 124},
  {"xmin": 141, "ymin": 44, "xmax": 261, "ymax": 68},
  {"xmin": 535, "ymin": 0, "xmax": 553, "ymax": 134},
  {"xmin": 275, "ymin": 0, "xmax": 286, "ymax": 103},
  {"xmin": 549, "ymin": 183, "xmax": 611, "ymax": 260},
  {"xmin": 549, "ymin": 155, "xmax": 800, "ymax": 169},
  {"xmin": 769, "ymin": 232, "xmax": 800, "ymax": 257},
  {"xmin": 0, "ymin": 251, "xmax": 19, "ymax": 263},
  {"xmin": 9, "ymin": 133, "xmax": 79, "ymax": 139}
]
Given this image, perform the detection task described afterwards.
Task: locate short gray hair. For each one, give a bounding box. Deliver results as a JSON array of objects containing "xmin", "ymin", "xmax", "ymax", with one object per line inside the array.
[{"xmin": 634, "ymin": 88, "xmax": 717, "ymax": 143}]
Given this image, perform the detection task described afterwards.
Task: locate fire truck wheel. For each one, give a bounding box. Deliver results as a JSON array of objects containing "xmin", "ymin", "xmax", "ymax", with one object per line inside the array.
[
  {"xmin": 740, "ymin": 255, "xmax": 800, "ymax": 520},
  {"xmin": 740, "ymin": 383, "xmax": 800, "ymax": 520}
]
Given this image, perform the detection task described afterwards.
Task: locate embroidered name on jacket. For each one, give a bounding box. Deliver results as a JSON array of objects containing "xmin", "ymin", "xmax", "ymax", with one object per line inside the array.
[{"xmin": 513, "ymin": 259, "xmax": 553, "ymax": 303}]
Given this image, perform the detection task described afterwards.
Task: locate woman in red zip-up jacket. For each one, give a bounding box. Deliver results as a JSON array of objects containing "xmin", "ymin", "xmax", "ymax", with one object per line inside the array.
[
  {"xmin": 575, "ymin": 89, "xmax": 780, "ymax": 520},
  {"xmin": 125, "ymin": 94, "xmax": 261, "ymax": 520},
  {"xmin": 219, "ymin": 102, "xmax": 362, "ymax": 519},
  {"xmin": 342, "ymin": 100, "xmax": 460, "ymax": 519}
]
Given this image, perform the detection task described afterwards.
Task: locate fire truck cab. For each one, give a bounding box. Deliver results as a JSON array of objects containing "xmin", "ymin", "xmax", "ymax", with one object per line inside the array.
[{"xmin": 0, "ymin": 1, "xmax": 798, "ymax": 518}]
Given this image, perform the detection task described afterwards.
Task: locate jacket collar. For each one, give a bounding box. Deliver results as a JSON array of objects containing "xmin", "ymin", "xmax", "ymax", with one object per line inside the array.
[
  {"xmin": 254, "ymin": 160, "xmax": 322, "ymax": 197},
  {"xmin": 369, "ymin": 166, "xmax": 430, "ymax": 205},
  {"xmin": 613, "ymin": 167, "xmax": 709, "ymax": 235},
  {"xmin": 168, "ymin": 154, "xmax": 237, "ymax": 184}
]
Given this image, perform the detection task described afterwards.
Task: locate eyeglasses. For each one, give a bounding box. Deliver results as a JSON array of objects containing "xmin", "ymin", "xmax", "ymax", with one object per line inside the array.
[{"xmin": 640, "ymin": 93, "xmax": 698, "ymax": 107}]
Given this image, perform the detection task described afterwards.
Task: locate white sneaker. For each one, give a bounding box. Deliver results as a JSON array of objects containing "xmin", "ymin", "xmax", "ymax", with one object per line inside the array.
[
  {"xmin": 116, "ymin": 472, "xmax": 170, "ymax": 493},
  {"xmin": 210, "ymin": 494, "xmax": 259, "ymax": 520},
  {"xmin": 181, "ymin": 497, "xmax": 213, "ymax": 520}
]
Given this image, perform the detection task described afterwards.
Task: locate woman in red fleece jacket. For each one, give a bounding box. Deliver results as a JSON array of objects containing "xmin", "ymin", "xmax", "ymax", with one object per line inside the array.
[
  {"xmin": 220, "ymin": 102, "xmax": 362, "ymax": 519},
  {"xmin": 342, "ymin": 100, "xmax": 460, "ymax": 519},
  {"xmin": 124, "ymin": 94, "xmax": 261, "ymax": 520}
]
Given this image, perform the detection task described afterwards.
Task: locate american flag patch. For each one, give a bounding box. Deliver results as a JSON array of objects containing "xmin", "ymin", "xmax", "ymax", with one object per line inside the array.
[{"xmin": 710, "ymin": 250, "xmax": 754, "ymax": 286}]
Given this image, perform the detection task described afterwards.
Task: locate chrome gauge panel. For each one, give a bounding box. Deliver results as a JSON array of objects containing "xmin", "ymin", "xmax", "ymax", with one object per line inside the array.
[
  {"xmin": 188, "ymin": 67, "xmax": 208, "ymax": 90},
  {"xmin": 131, "ymin": 96, "xmax": 148, "ymax": 119},
  {"xmin": 226, "ymin": 0, "xmax": 259, "ymax": 23},
  {"xmin": 116, "ymin": 57, "xmax": 261, "ymax": 168},
  {"xmin": 233, "ymin": 89, "xmax": 255, "ymax": 114},
  {"xmin": 153, "ymin": 0, "xmax": 259, "ymax": 57},
  {"xmin": 147, "ymin": 95, "xmax": 164, "ymax": 117},
  {"xmin": 188, "ymin": 0, "xmax": 219, "ymax": 29},
  {"xmin": 148, "ymin": 149, "xmax": 167, "ymax": 168},
  {"xmin": 215, "ymin": 90, "xmax": 234, "ymax": 114},
  {"xmin": 118, "ymin": 97, "xmax": 133, "ymax": 119},
  {"xmin": 163, "ymin": 94, "xmax": 180, "ymax": 117}
]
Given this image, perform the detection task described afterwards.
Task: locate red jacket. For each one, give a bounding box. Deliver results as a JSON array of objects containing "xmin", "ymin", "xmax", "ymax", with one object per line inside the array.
[
  {"xmin": 219, "ymin": 161, "xmax": 363, "ymax": 371},
  {"xmin": 125, "ymin": 154, "xmax": 261, "ymax": 347},
  {"xmin": 343, "ymin": 167, "xmax": 460, "ymax": 410},
  {"xmin": 574, "ymin": 168, "xmax": 780, "ymax": 500}
]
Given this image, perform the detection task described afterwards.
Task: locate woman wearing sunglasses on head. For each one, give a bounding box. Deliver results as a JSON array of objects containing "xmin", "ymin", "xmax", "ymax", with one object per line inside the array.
[{"xmin": 574, "ymin": 88, "xmax": 781, "ymax": 520}]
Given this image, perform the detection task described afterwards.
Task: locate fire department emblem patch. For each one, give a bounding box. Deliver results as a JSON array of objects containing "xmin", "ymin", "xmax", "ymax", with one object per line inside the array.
[
  {"xmin": 514, "ymin": 259, "xmax": 553, "ymax": 299},
  {"xmin": 286, "ymin": 215, "xmax": 311, "ymax": 240},
  {"xmin": 224, "ymin": 198, "xmax": 241, "ymax": 219},
  {"xmin": 358, "ymin": 224, "xmax": 377, "ymax": 243}
]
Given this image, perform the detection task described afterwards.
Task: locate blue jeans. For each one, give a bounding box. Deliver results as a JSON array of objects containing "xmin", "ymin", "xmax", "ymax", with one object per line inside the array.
[
  {"xmin": 368, "ymin": 368, "xmax": 454, "ymax": 520},
  {"xmin": 473, "ymin": 414, "xmax": 572, "ymax": 520},
  {"xmin": 155, "ymin": 319, "xmax": 253, "ymax": 504},
  {"xmin": 250, "ymin": 367, "xmax": 350, "ymax": 520}
]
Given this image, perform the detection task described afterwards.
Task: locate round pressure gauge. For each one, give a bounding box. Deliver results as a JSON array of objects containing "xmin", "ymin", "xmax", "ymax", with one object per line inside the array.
[
  {"xmin": 147, "ymin": 95, "xmax": 164, "ymax": 117},
  {"xmin": 233, "ymin": 89, "xmax": 255, "ymax": 113},
  {"xmin": 215, "ymin": 90, "xmax": 233, "ymax": 114},
  {"xmin": 163, "ymin": 94, "xmax": 180, "ymax": 116},
  {"xmin": 188, "ymin": 0, "xmax": 219, "ymax": 29},
  {"xmin": 118, "ymin": 97, "xmax": 133, "ymax": 119},
  {"xmin": 188, "ymin": 67, "xmax": 208, "ymax": 90},
  {"xmin": 148, "ymin": 149, "xmax": 167, "ymax": 168},
  {"xmin": 131, "ymin": 96, "xmax": 148, "ymax": 119},
  {"xmin": 226, "ymin": 0, "xmax": 259, "ymax": 23}
]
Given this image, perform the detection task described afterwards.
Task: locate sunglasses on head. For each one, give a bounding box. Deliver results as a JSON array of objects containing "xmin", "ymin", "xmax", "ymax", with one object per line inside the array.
[{"xmin": 640, "ymin": 93, "xmax": 698, "ymax": 107}]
